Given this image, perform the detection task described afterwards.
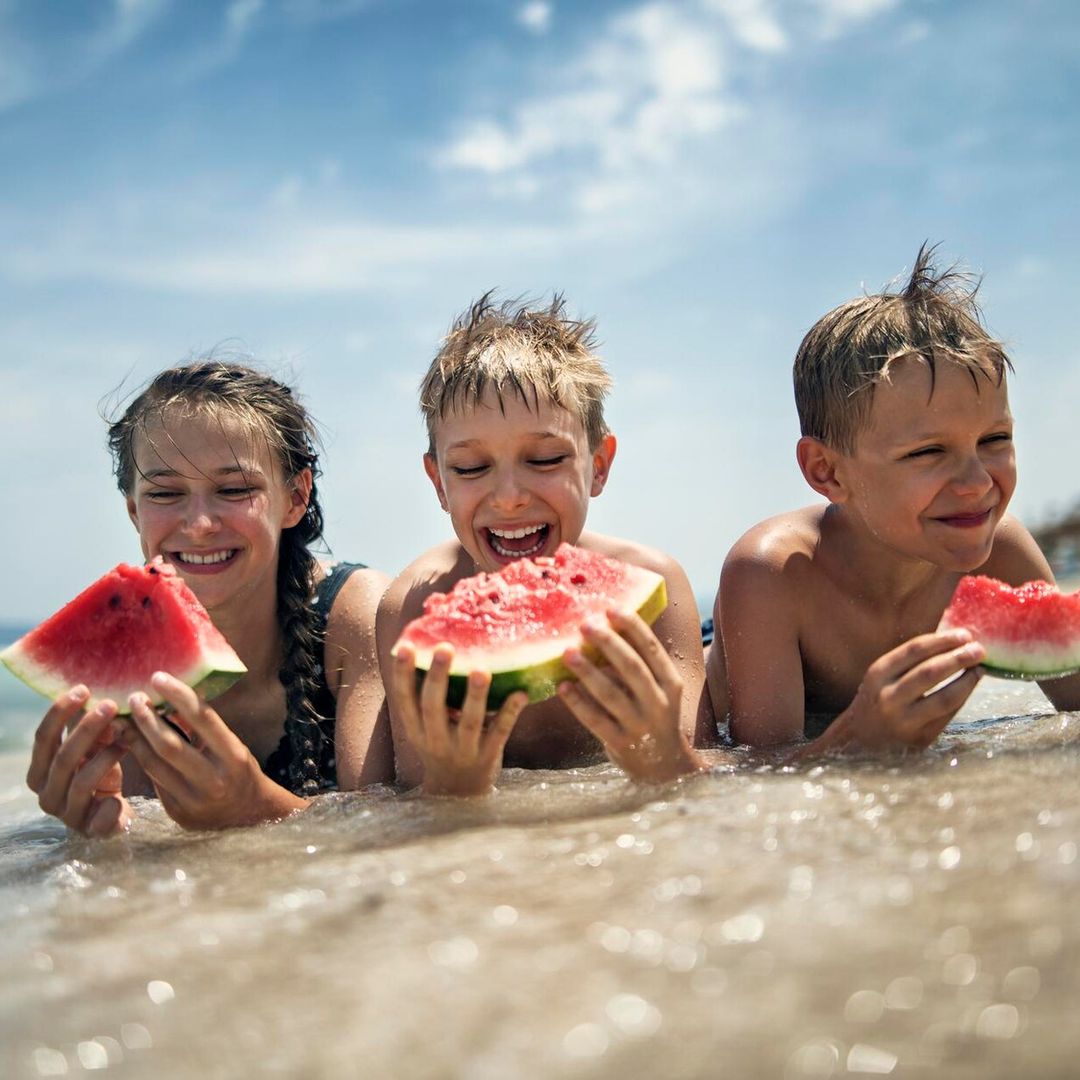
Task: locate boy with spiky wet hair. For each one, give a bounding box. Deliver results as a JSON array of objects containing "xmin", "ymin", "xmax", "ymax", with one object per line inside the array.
[
  {"xmin": 708, "ymin": 244, "xmax": 1080, "ymax": 755},
  {"xmin": 379, "ymin": 293, "xmax": 716, "ymax": 796}
]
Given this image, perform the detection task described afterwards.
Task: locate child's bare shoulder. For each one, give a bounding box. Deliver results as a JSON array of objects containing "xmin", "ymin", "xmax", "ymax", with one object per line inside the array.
[
  {"xmin": 724, "ymin": 505, "xmax": 825, "ymax": 576},
  {"xmin": 578, "ymin": 532, "xmax": 688, "ymax": 581},
  {"xmin": 378, "ymin": 542, "xmax": 470, "ymax": 625},
  {"xmin": 981, "ymin": 513, "xmax": 1055, "ymax": 583}
]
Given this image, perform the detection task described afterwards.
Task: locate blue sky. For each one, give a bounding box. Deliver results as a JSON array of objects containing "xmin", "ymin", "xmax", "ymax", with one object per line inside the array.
[{"xmin": 1, "ymin": 0, "xmax": 1077, "ymax": 621}]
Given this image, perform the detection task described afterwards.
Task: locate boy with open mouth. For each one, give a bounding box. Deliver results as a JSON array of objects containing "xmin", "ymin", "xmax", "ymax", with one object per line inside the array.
[{"xmin": 379, "ymin": 294, "xmax": 716, "ymax": 796}]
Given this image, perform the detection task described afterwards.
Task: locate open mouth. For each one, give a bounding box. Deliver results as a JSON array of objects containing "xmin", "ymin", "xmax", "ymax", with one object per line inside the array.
[
  {"xmin": 483, "ymin": 524, "xmax": 550, "ymax": 560},
  {"xmin": 170, "ymin": 548, "xmax": 239, "ymax": 571}
]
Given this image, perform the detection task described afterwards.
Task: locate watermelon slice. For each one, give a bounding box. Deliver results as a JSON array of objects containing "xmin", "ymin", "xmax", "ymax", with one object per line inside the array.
[
  {"xmin": 393, "ymin": 543, "xmax": 667, "ymax": 709},
  {"xmin": 1, "ymin": 559, "xmax": 247, "ymax": 712},
  {"xmin": 938, "ymin": 574, "xmax": 1080, "ymax": 680}
]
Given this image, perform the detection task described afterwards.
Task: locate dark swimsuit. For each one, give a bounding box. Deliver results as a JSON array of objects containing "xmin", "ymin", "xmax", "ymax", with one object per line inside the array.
[{"xmin": 261, "ymin": 562, "xmax": 366, "ymax": 793}]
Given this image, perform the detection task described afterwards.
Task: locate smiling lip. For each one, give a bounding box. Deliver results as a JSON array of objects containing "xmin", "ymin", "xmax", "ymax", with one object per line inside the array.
[
  {"xmin": 168, "ymin": 548, "xmax": 240, "ymax": 573},
  {"xmin": 935, "ymin": 509, "xmax": 993, "ymax": 529}
]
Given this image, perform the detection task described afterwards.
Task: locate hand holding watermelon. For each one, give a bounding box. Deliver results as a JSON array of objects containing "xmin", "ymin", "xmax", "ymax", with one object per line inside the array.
[
  {"xmin": 121, "ymin": 673, "xmax": 308, "ymax": 829},
  {"xmin": 558, "ymin": 609, "xmax": 705, "ymax": 783},
  {"xmin": 25, "ymin": 685, "xmax": 134, "ymax": 838},
  {"xmin": 808, "ymin": 628, "xmax": 986, "ymax": 755},
  {"xmin": 389, "ymin": 641, "xmax": 529, "ymax": 797}
]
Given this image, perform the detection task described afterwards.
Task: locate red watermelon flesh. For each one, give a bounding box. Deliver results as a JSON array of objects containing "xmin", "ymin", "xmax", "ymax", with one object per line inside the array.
[
  {"xmin": 1, "ymin": 559, "xmax": 247, "ymax": 712},
  {"xmin": 938, "ymin": 575, "xmax": 1080, "ymax": 680},
  {"xmin": 394, "ymin": 543, "xmax": 667, "ymax": 709}
]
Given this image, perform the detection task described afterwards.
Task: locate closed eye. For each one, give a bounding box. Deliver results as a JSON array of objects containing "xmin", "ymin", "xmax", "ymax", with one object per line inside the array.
[
  {"xmin": 219, "ymin": 486, "xmax": 258, "ymax": 498},
  {"xmin": 449, "ymin": 464, "xmax": 488, "ymax": 477},
  {"xmin": 528, "ymin": 455, "xmax": 567, "ymax": 468},
  {"xmin": 905, "ymin": 446, "xmax": 942, "ymax": 459},
  {"xmin": 980, "ymin": 432, "xmax": 1012, "ymax": 446}
]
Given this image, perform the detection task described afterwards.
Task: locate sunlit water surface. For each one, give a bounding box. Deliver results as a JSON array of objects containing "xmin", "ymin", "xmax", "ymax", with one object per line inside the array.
[{"xmin": 1, "ymin": 678, "xmax": 1078, "ymax": 1079}]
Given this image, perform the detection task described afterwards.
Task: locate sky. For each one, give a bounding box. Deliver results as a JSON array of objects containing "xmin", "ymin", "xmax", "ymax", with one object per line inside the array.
[{"xmin": 0, "ymin": 0, "xmax": 1077, "ymax": 622}]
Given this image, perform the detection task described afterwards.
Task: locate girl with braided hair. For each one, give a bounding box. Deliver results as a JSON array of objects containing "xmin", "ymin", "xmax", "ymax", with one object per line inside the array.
[{"xmin": 26, "ymin": 360, "xmax": 392, "ymax": 834}]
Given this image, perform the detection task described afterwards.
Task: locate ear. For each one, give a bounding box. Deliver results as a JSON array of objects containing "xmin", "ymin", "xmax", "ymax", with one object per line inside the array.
[
  {"xmin": 590, "ymin": 434, "xmax": 617, "ymax": 498},
  {"xmin": 796, "ymin": 436, "xmax": 848, "ymax": 504},
  {"xmin": 126, "ymin": 494, "xmax": 140, "ymax": 530},
  {"xmin": 283, "ymin": 468, "xmax": 313, "ymax": 528},
  {"xmin": 423, "ymin": 453, "xmax": 449, "ymax": 512}
]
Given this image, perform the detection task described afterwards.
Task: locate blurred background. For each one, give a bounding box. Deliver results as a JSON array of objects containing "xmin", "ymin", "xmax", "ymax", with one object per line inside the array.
[{"xmin": 1, "ymin": 0, "xmax": 1077, "ymax": 625}]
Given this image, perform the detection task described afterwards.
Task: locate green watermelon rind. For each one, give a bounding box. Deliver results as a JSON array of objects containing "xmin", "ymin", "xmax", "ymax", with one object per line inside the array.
[
  {"xmin": 976, "ymin": 659, "xmax": 1080, "ymax": 682},
  {"xmin": 412, "ymin": 572, "xmax": 668, "ymax": 711},
  {"xmin": 0, "ymin": 642, "xmax": 247, "ymax": 714}
]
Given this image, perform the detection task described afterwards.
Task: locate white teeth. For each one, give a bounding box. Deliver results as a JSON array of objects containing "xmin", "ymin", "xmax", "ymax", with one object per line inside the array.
[
  {"xmin": 489, "ymin": 525, "xmax": 545, "ymax": 540},
  {"xmin": 175, "ymin": 549, "xmax": 236, "ymax": 565},
  {"xmin": 491, "ymin": 536, "xmax": 546, "ymax": 558}
]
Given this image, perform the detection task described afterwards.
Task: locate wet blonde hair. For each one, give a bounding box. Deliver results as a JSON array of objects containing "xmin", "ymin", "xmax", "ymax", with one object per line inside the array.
[
  {"xmin": 420, "ymin": 292, "xmax": 613, "ymax": 453},
  {"xmin": 794, "ymin": 244, "xmax": 1012, "ymax": 453}
]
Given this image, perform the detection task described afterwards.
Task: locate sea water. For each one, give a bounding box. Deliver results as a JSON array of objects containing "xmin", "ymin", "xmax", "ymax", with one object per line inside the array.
[{"xmin": 0, "ymin": 669, "xmax": 1078, "ymax": 1079}]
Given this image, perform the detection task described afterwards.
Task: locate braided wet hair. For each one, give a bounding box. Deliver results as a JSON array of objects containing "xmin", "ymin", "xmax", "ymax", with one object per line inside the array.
[{"xmin": 107, "ymin": 359, "xmax": 329, "ymax": 796}]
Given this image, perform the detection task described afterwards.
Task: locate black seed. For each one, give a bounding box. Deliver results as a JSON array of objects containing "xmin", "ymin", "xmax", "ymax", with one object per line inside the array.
[
  {"xmin": 142, "ymin": 596, "xmax": 152, "ymax": 608},
  {"xmin": 108, "ymin": 594, "xmax": 122, "ymax": 609}
]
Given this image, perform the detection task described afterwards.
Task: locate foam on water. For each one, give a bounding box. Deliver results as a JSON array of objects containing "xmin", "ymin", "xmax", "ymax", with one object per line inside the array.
[{"xmin": 0, "ymin": 678, "xmax": 1078, "ymax": 1078}]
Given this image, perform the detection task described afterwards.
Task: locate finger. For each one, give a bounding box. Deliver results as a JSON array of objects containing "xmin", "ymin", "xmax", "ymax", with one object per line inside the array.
[
  {"xmin": 563, "ymin": 646, "xmax": 637, "ymax": 725},
  {"xmin": 390, "ymin": 643, "xmax": 427, "ymax": 746},
  {"xmin": 456, "ymin": 670, "xmax": 492, "ymax": 756},
  {"xmin": 888, "ymin": 640, "xmax": 985, "ymax": 705},
  {"xmin": 37, "ymin": 702, "xmax": 118, "ymax": 816},
  {"xmin": 606, "ymin": 609, "xmax": 684, "ymax": 699},
  {"xmin": 64, "ymin": 745, "xmax": 126, "ymax": 832},
  {"xmin": 418, "ymin": 645, "xmax": 455, "ymax": 755},
  {"xmin": 485, "ymin": 691, "xmax": 528, "ymax": 750},
  {"xmin": 27, "ymin": 685, "xmax": 90, "ymax": 793},
  {"xmin": 128, "ymin": 692, "xmax": 216, "ymax": 791},
  {"xmin": 149, "ymin": 673, "xmax": 231, "ymax": 756},
  {"xmin": 583, "ymin": 617, "xmax": 665, "ymax": 717},
  {"xmin": 86, "ymin": 795, "xmax": 128, "ymax": 838},
  {"xmin": 123, "ymin": 728, "xmax": 197, "ymax": 803},
  {"xmin": 909, "ymin": 667, "xmax": 983, "ymax": 742},
  {"xmin": 558, "ymin": 680, "xmax": 623, "ymax": 746},
  {"xmin": 870, "ymin": 629, "xmax": 975, "ymax": 686}
]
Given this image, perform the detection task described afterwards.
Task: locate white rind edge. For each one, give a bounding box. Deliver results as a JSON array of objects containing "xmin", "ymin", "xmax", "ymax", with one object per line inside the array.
[{"xmin": 0, "ymin": 641, "xmax": 247, "ymax": 714}]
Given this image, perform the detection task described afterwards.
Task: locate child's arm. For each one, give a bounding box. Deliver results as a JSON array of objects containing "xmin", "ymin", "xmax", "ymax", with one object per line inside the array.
[
  {"xmin": 717, "ymin": 539, "xmax": 810, "ymax": 746},
  {"xmin": 325, "ymin": 568, "xmax": 397, "ymax": 790},
  {"xmin": 720, "ymin": 532, "xmax": 985, "ymax": 754}
]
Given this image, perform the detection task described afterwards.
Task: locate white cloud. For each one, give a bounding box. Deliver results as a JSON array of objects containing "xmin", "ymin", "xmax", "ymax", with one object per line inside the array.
[
  {"xmin": 437, "ymin": 0, "xmax": 736, "ymax": 206},
  {"xmin": 701, "ymin": 0, "xmax": 787, "ymax": 52},
  {"xmin": 518, "ymin": 2, "xmax": 552, "ymax": 34}
]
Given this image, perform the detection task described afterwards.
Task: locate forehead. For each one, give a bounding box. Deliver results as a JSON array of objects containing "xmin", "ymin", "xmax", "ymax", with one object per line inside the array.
[
  {"xmin": 432, "ymin": 385, "xmax": 587, "ymax": 449},
  {"xmin": 132, "ymin": 407, "xmax": 280, "ymax": 477},
  {"xmin": 859, "ymin": 357, "xmax": 1010, "ymax": 441}
]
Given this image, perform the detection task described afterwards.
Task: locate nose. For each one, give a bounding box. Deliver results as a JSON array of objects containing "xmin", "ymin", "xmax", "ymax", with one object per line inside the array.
[
  {"xmin": 489, "ymin": 466, "xmax": 529, "ymax": 512},
  {"xmin": 951, "ymin": 450, "xmax": 993, "ymax": 496},
  {"xmin": 183, "ymin": 496, "xmax": 220, "ymax": 537}
]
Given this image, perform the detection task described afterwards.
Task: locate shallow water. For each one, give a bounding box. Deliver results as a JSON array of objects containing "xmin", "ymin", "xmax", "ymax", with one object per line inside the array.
[{"xmin": 1, "ymin": 678, "xmax": 1078, "ymax": 1079}]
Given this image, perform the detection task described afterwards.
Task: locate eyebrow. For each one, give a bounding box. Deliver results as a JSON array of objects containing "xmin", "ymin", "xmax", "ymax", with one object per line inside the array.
[
  {"xmin": 140, "ymin": 465, "xmax": 266, "ymax": 481},
  {"xmin": 444, "ymin": 431, "xmax": 572, "ymax": 452}
]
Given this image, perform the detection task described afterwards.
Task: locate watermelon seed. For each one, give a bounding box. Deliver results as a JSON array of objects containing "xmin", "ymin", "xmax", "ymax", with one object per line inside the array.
[
  {"xmin": 142, "ymin": 597, "xmax": 152, "ymax": 608},
  {"xmin": 108, "ymin": 594, "xmax": 122, "ymax": 609}
]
